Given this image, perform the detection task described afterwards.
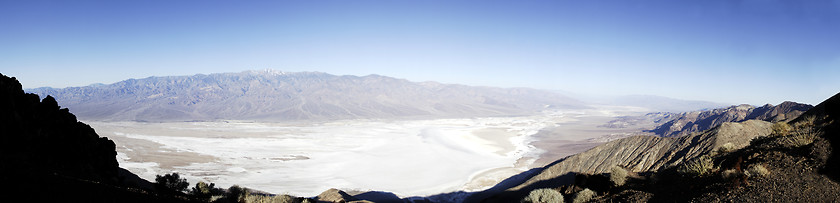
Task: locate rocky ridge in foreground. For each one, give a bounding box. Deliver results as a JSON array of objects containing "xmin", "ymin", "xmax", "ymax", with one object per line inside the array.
[{"xmin": 0, "ymin": 73, "xmax": 195, "ymax": 202}]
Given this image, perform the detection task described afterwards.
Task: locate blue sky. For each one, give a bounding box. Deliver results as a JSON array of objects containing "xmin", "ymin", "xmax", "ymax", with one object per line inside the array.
[{"xmin": 2, "ymin": 0, "xmax": 839, "ymax": 105}]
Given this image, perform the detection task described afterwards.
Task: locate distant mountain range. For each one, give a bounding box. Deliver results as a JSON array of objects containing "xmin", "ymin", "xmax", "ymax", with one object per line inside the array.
[
  {"xmin": 27, "ymin": 70, "xmax": 583, "ymax": 122},
  {"xmin": 649, "ymin": 101, "xmax": 813, "ymax": 137},
  {"xmin": 551, "ymin": 90, "xmax": 729, "ymax": 113},
  {"xmin": 606, "ymin": 94, "xmax": 729, "ymax": 112}
]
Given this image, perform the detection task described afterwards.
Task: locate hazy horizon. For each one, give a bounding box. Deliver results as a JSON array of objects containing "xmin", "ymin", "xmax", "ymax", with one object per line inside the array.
[{"xmin": 3, "ymin": 0, "xmax": 839, "ymax": 105}]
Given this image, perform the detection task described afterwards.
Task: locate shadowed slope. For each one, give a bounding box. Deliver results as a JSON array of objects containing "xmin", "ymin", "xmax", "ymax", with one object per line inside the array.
[
  {"xmin": 792, "ymin": 91, "xmax": 840, "ymax": 181},
  {"xmin": 0, "ymin": 73, "xmax": 192, "ymax": 202}
]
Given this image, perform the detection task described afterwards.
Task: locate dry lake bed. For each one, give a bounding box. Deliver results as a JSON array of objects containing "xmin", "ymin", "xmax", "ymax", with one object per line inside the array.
[{"xmin": 88, "ymin": 106, "xmax": 653, "ymax": 197}]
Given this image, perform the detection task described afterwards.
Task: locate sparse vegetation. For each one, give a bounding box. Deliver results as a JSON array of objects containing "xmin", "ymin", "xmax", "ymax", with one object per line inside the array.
[
  {"xmin": 244, "ymin": 194, "xmax": 307, "ymax": 203},
  {"xmin": 782, "ymin": 127, "xmax": 820, "ymax": 147},
  {"xmin": 771, "ymin": 122, "xmax": 792, "ymax": 136},
  {"xmin": 793, "ymin": 115, "xmax": 817, "ymax": 128},
  {"xmin": 155, "ymin": 172, "xmax": 190, "ymax": 193},
  {"xmin": 191, "ymin": 181, "xmax": 223, "ymax": 202},
  {"xmin": 150, "ymin": 173, "xmax": 318, "ymax": 203},
  {"xmin": 521, "ymin": 188, "xmax": 564, "ymax": 203},
  {"xmin": 782, "ymin": 132, "xmax": 816, "ymax": 147},
  {"xmin": 678, "ymin": 156, "xmax": 715, "ymax": 176},
  {"xmin": 227, "ymin": 185, "xmax": 250, "ymax": 203},
  {"xmin": 573, "ymin": 188, "xmax": 596, "ymax": 203},
  {"xmin": 745, "ymin": 164, "xmax": 770, "ymax": 178},
  {"xmin": 610, "ymin": 166, "xmax": 628, "ymax": 187}
]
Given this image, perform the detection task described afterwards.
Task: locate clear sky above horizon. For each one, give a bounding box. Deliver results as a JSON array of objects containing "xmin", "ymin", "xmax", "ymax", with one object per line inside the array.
[{"xmin": 2, "ymin": 0, "xmax": 839, "ymax": 105}]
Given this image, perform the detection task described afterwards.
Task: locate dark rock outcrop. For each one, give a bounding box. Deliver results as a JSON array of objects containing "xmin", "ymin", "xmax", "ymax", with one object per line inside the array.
[
  {"xmin": 0, "ymin": 73, "xmax": 119, "ymax": 183},
  {"xmin": 0, "ymin": 73, "xmax": 190, "ymax": 202},
  {"xmin": 792, "ymin": 91, "xmax": 840, "ymax": 181}
]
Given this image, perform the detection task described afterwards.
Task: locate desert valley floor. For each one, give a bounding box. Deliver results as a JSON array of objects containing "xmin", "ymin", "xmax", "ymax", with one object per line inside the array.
[{"xmin": 87, "ymin": 106, "xmax": 652, "ymax": 197}]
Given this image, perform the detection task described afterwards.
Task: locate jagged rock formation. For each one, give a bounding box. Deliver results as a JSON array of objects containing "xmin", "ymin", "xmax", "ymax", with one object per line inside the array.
[
  {"xmin": 0, "ymin": 73, "xmax": 190, "ymax": 202},
  {"xmin": 0, "ymin": 73, "xmax": 119, "ymax": 183},
  {"xmin": 750, "ymin": 101, "xmax": 813, "ymax": 122},
  {"xmin": 28, "ymin": 70, "xmax": 582, "ymax": 122},
  {"xmin": 649, "ymin": 102, "xmax": 812, "ymax": 137}
]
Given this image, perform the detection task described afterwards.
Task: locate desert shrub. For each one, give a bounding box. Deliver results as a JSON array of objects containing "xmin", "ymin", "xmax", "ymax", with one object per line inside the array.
[
  {"xmin": 771, "ymin": 122, "xmax": 792, "ymax": 136},
  {"xmin": 794, "ymin": 115, "xmax": 817, "ymax": 128},
  {"xmin": 678, "ymin": 156, "xmax": 715, "ymax": 176},
  {"xmin": 191, "ymin": 181, "xmax": 224, "ymax": 202},
  {"xmin": 155, "ymin": 173, "xmax": 190, "ymax": 193},
  {"xmin": 721, "ymin": 169, "xmax": 742, "ymax": 180},
  {"xmin": 243, "ymin": 194, "xmax": 306, "ymax": 203},
  {"xmin": 573, "ymin": 188, "xmax": 596, "ymax": 203},
  {"xmin": 609, "ymin": 166, "xmax": 628, "ymax": 187},
  {"xmin": 745, "ymin": 164, "xmax": 770, "ymax": 177},
  {"xmin": 717, "ymin": 142, "xmax": 736, "ymax": 154},
  {"xmin": 227, "ymin": 185, "xmax": 250, "ymax": 203},
  {"xmin": 276, "ymin": 195, "xmax": 302, "ymax": 203},
  {"xmin": 244, "ymin": 194, "xmax": 281, "ymax": 203},
  {"xmin": 191, "ymin": 181, "xmax": 212, "ymax": 202},
  {"xmin": 783, "ymin": 128, "xmax": 819, "ymax": 147},
  {"xmin": 521, "ymin": 188, "xmax": 564, "ymax": 203}
]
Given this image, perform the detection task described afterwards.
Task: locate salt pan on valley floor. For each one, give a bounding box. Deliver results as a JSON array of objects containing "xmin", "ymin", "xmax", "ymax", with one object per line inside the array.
[{"xmin": 90, "ymin": 108, "xmax": 646, "ymax": 197}]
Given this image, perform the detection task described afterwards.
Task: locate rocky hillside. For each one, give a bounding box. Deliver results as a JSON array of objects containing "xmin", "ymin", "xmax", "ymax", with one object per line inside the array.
[
  {"xmin": 479, "ymin": 119, "xmax": 773, "ymax": 202},
  {"xmin": 649, "ymin": 102, "xmax": 812, "ymax": 137},
  {"xmin": 592, "ymin": 92, "xmax": 840, "ymax": 202},
  {"xmin": 481, "ymin": 92, "xmax": 840, "ymax": 203},
  {"xmin": 27, "ymin": 70, "xmax": 581, "ymax": 122}
]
